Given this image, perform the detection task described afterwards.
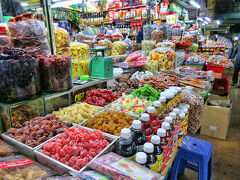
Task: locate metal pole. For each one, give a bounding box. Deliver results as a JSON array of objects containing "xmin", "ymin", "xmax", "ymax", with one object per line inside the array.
[
  {"xmin": 42, "ymin": 0, "xmax": 56, "ymax": 55},
  {"xmin": 0, "ymin": 0, "xmax": 4, "ymax": 23}
]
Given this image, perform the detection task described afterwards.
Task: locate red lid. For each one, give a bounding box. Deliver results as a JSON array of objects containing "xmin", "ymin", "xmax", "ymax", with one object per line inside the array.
[{"xmin": 0, "ymin": 26, "xmax": 6, "ymax": 34}]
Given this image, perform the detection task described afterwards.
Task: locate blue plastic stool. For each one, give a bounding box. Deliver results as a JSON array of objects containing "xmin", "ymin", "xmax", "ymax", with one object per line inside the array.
[{"xmin": 170, "ymin": 136, "xmax": 213, "ymax": 180}]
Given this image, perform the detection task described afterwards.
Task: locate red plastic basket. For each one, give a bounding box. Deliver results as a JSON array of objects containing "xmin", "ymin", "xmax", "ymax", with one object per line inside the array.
[{"xmin": 206, "ymin": 65, "xmax": 225, "ymax": 73}]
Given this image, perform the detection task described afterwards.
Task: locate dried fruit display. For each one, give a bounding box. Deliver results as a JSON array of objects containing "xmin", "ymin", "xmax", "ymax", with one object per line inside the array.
[
  {"xmin": 70, "ymin": 42, "xmax": 90, "ymax": 60},
  {"xmin": 53, "ymin": 103, "xmax": 101, "ymax": 124},
  {"xmin": 151, "ymin": 29, "xmax": 163, "ymax": 43},
  {"xmin": 83, "ymin": 110, "xmax": 135, "ymax": 136},
  {"xmin": 38, "ymin": 55, "xmax": 72, "ymax": 91},
  {"xmin": 142, "ymin": 40, "xmax": 156, "ymax": 56},
  {"xmin": 140, "ymin": 73, "xmax": 179, "ymax": 90},
  {"xmin": 109, "ymin": 94, "xmax": 151, "ymax": 115},
  {"xmin": 54, "ymin": 27, "xmax": 70, "ymax": 56},
  {"xmin": 38, "ymin": 127, "xmax": 109, "ymax": 171},
  {"xmin": 111, "ymin": 41, "xmax": 126, "ymax": 56},
  {"xmin": 7, "ymin": 114, "xmax": 73, "ymax": 148},
  {"xmin": 130, "ymin": 84, "xmax": 161, "ymax": 101},
  {"xmin": 0, "ymin": 47, "xmax": 40, "ymax": 101},
  {"xmin": 0, "ymin": 140, "xmax": 16, "ymax": 157},
  {"xmin": 84, "ymin": 89, "xmax": 118, "ymax": 107},
  {"xmin": 157, "ymin": 41, "xmax": 175, "ymax": 50}
]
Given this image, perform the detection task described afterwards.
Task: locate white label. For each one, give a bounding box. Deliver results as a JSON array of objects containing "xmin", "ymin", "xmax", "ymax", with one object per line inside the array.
[{"xmin": 209, "ymin": 125, "xmax": 217, "ymax": 131}]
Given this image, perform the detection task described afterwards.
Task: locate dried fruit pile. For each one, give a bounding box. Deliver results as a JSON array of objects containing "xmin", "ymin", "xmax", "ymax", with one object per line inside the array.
[
  {"xmin": 7, "ymin": 114, "xmax": 72, "ymax": 147},
  {"xmin": 84, "ymin": 89, "xmax": 118, "ymax": 107},
  {"xmin": 39, "ymin": 127, "xmax": 109, "ymax": 171},
  {"xmin": 83, "ymin": 110, "xmax": 135, "ymax": 136}
]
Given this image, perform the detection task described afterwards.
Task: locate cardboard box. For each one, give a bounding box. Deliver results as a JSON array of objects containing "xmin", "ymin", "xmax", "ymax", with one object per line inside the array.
[{"xmin": 201, "ymin": 101, "xmax": 232, "ymax": 140}]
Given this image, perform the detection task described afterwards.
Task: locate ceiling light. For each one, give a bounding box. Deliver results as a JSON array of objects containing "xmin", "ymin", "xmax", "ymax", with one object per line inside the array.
[
  {"xmin": 186, "ymin": 20, "xmax": 194, "ymax": 23},
  {"xmin": 21, "ymin": 2, "xmax": 29, "ymax": 7},
  {"xmin": 52, "ymin": 0, "xmax": 82, "ymax": 8},
  {"xmin": 205, "ymin": 17, "xmax": 211, "ymax": 22},
  {"xmin": 52, "ymin": 0, "xmax": 62, "ymax": 2},
  {"xmin": 189, "ymin": 0, "xmax": 201, "ymax": 9},
  {"xmin": 198, "ymin": 17, "xmax": 203, "ymax": 22},
  {"xmin": 234, "ymin": 37, "xmax": 238, "ymax": 41},
  {"xmin": 216, "ymin": 20, "xmax": 221, "ymax": 25}
]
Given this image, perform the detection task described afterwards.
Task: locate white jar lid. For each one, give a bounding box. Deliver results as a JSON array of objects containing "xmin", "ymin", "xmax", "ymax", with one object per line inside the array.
[
  {"xmin": 157, "ymin": 128, "xmax": 166, "ymax": 137},
  {"xmin": 153, "ymin": 101, "xmax": 161, "ymax": 108},
  {"xmin": 121, "ymin": 128, "xmax": 131, "ymax": 139},
  {"xmin": 132, "ymin": 120, "xmax": 141, "ymax": 130},
  {"xmin": 141, "ymin": 113, "xmax": 150, "ymax": 121},
  {"xmin": 169, "ymin": 112, "xmax": 176, "ymax": 119},
  {"xmin": 147, "ymin": 106, "xmax": 156, "ymax": 113},
  {"xmin": 159, "ymin": 96, "xmax": 166, "ymax": 102},
  {"xmin": 144, "ymin": 142, "xmax": 154, "ymax": 153},
  {"xmin": 136, "ymin": 152, "xmax": 147, "ymax": 164},
  {"xmin": 165, "ymin": 116, "xmax": 173, "ymax": 124},
  {"xmin": 162, "ymin": 122, "xmax": 170, "ymax": 130},
  {"xmin": 151, "ymin": 135, "xmax": 160, "ymax": 145}
]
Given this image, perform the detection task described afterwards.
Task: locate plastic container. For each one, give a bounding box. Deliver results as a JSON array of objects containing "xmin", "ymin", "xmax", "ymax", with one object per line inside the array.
[
  {"xmin": 151, "ymin": 135, "xmax": 163, "ymax": 172},
  {"xmin": 144, "ymin": 143, "xmax": 157, "ymax": 171},
  {"xmin": 157, "ymin": 128, "xmax": 168, "ymax": 162},
  {"xmin": 184, "ymin": 62, "xmax": 205, "ymax": 70},
  {"xmin": 159, "ymin": 96, "xmax": 169, "ymax": 114},
  {"xmin": 206, "ymin": 65, "xmax": 225, "ymax": 73},
  {"xmin": 141, "ymin": 113, "xmax": 154, "ymax": 142},
  {"xmin": 153, "ymin": 101, "xmax": 165, "ymax": 124},
  {"xmin": 147, "ymin": 106, "xmax": 160, "ymax": 134},
  {"xmin": 136, "ymin": 152, "xmax": 148, "ymax": 167},
  {"xmin": 131, "ymin": 120, "xmax": 146, "ymax": 152}
]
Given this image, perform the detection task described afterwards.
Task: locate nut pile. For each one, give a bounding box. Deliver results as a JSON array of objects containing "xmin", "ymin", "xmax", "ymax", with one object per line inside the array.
[{"xmin": 151, "ymin": 30, "xmax": 163, "ymax": 43}]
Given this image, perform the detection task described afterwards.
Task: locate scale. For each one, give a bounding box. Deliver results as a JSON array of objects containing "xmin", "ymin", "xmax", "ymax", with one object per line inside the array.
[{"xmin": 88, "ymin": 47, "xmax": 113, "ymax": 79}]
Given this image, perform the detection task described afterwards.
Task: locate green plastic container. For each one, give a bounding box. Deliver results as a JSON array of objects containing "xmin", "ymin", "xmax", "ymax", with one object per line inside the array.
[{"xmin": 3, "ymin": 16, "xmax": 13, "ymax": 23}]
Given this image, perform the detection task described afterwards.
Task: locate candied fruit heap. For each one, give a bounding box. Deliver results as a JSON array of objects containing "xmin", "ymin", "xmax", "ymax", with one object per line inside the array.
[
  {"xmin": 7, "ymin": 114, "xmax": 72, "ymax": 148},
  {"xmin": 84, "ymin": 110, "xmax": 135, "ymax": 136},
  {"xmin": 39, "ymin": 127, "xmax": 109, "ymax": 171}
]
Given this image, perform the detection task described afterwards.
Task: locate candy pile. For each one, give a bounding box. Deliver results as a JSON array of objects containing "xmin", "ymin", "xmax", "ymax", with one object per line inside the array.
[
  {"xmin": 111, "ymin": 41, "xmax": 126, "ymax": 56},
  {"xmin": 38, "ymin": 55, "xmax": 72, "ymax": 91},
  {"xmin": 0, "ymin": 47, "xmax": 40, "ymax": 101},
  {"xmin": 70, "ymin": 42, "xmax": 90, "ymax": 60},
  {"xmin": 130, "ymin": 71, "xmax": 153, "ymax": 81},
  {"xmin": 54, "ymin": 27, "xmax": 70, "ymax": 56},
  {"xmin": 130, "ymin": 84, "xmax": 161, "ymax": 101},
  {"xmin": 109, "ymin": 94, "xmax": 151, "ymax": 115},
  {"xmin": 53, "ymin": 103, "xmax": 101, "ymax": 124},
  {"xmin": 39, "ymin": 127, "xmax": 109, "ymax": 170},
  {"xmin": 84, "ymin": 89, "xmax": 118, "ymax": 107},
  {"xmin": 7, "ymin": 114, "xmax": 73, "ymax": 147},
  {"xmin": 140, "ymin": 73, "xmax": 179, "ymax": 90},
  {"xmin": 84, "ymin": 110, "xmax": 135, "ymax": 136},
  {"xmin": 124, "ymin": 51, "xmax": 148, "ymax": 67}
]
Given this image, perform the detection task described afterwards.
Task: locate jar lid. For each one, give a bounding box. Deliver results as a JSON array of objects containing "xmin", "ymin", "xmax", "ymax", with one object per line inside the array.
[
  {"xmin": 153, "ymin": 101, "xmax": 161, "ymax": 108},
  {"xmin": 141, "ymin": 113, "xmax": 150, "ymax": 121},
  {"xmin": 157, "ymin": 128, "xmax": 166, "ymax": 137},
  {"xmin": 179, "ymin": 113, "xmax": 185, "ymax": 120},
  {"xmin": 136, "ymin": 152, "xmax": 147, "ymax": 164},
  {"xmin": 173, "ymin": 108, "xmax": 180, "ymax": 114},
  {"xmin": 147, "ymin": 106, "xmax": 156, "ymax": 113},
  {"xmin": 169, "ymin": 112, "xmax": 176, "ymax": 118},
  {"xmin": 144, "ymin": 142, "xmax": 154, "ymax": 153},
  {"xmin": 132, "ymin": 120, "xmax": 141, "ymax": 130},
  {"xmin": 165, "ymin": 116, "xmax": 173, "ymax": 124},
  {"xmin": 121, "ymin": 128, "xmax": 131, "ymax": 139},
  {"xmin": 151, "ymin": 135, "xmax": 160, "ymax": 145},
  {"xmin": 182, "ymin": 107, "xmax": 188, "ymax": 114},
  {"xmin": 159, "ymin": 96, "xmax": 166, "ymax": 102},
  {"xmin": 162, "ymin": 122, "xmax": 170, "ymax": 130},
  {"xmin": 168, "ymin": 92, "xmax": 174, "ymax": 98}
]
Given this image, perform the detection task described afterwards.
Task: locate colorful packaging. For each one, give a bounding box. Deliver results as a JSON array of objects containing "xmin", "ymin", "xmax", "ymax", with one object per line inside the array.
[
  {"xmin": 142, "ymin": 7, "xmax": 147, "ymax": 19},
  {"xmin": 135, "ymin": 8, "xmax": 142, "ymax": 20}
]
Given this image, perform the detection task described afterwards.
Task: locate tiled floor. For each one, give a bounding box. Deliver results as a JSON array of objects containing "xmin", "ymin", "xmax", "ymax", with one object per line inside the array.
[{"xmin": 178, "ymin": 81, "xmax": 240, "ymax": 179}]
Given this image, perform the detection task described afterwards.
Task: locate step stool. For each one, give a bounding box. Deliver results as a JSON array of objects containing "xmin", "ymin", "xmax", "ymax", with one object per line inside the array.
[
  {"xmin": 213, "ymin": 76, "xmax": 229, "ymax": 93},
  {"xmin": 170, "ymin": 136, "xmax": 213, "ymax": 180}
]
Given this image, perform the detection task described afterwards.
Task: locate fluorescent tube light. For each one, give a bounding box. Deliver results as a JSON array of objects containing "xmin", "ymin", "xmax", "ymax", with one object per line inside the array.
[
  {"xmin": 21, "ymin": 2, "xmax": 29, "ymax": 7},
  {"xmin": 189, "ymin": 0, "xmax": 201, "ymax": 9},
  {"xmin": 205, "ymin": 17, "xmax": 211, "ymax": 22}
]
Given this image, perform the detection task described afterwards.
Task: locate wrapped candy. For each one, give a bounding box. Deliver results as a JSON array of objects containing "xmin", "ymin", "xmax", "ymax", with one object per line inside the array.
[
  {"xmin": 70, "ymin": 42, "xmax": 90, "ymax": 60},
  {"xmin": 112, "ymin": 41, "xmax": 127, "ymax": 56},
  {"xmin": 151, "ymin": 29, "xmax": 163, "ymax": 43},
  {"xmin": 0, "ymin": 47, "xmax": 40, "ymax": 101},
  {"xmin": 142, "ymin": 40, "xmax": 156, "ymax": 56},
  {"xmin": 38, "ymin": 55, "xmax": 72, "ymax": 91}
]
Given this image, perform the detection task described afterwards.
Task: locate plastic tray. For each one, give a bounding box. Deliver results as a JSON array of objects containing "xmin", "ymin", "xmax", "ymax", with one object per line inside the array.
[
  {"xmin": 184, "ymin": 63, "xmax": 205, "ymax": 70},
  {"xmin": 34, "ymin": 126, "xmax": 117, "ymax": 174},
  {"xmin": 206, "ymin": 65, "xmax": 225, "ymax": 73}
]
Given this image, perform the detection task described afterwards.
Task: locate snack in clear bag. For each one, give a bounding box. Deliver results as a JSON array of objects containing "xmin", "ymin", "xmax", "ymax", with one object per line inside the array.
[
  {"xmin": 0, "ymin": 155, "xmax": 56, "ymax": 180},
  {"xmin": 175, "ymin": 51, "xmax": 185, "ymax": 67},
  {"xmin": 98, "ymin": 39, "xmax": 112, "ymax": 56},
  {"xmin": 143, "ymin": 25, "xmax": 155, "ymax": 40},
  {"xmin": 182, "ymin": 35, "xmax": 194, "ymax": 43},
  {"xmin": 157, "ymin": 41, "xmax": 175, "ymax": 50},
  {"xmin": 181, "ymin": 87, "xmax": 204, "ymax": 134},
  {"xmin": 70, "ymin": 42, "xmax": 90, "ymax": 60},
  {"xmin": 142, "ymin": 40, "xmax": 156, "ymax": 56},
  {"xmin": 112, "ymin": 41, "xmax": 127, "ymax": 56},
  {"xmin": 132, "ymin": 43, "xmax": 141, "ymax": 52},
  {"xmin": 56, "ymin": 47, "xmax": 70, "ymax": 56},
  {"xmin": 76, "ymin": 32, "xmax": 93, "ymax": 42},
  {"xmin": 38, "ymin": 55, "xmax": 72, "ymax": 91},
  {"xmin": 72, "ymin": 60, "xmax": 89, "ymax": 79},
  {"xmin": 0, "ymin": 140, "xmax": 17, "ymax": 157},
  {"xmin": 54, "ymin": 27, "xmax": 70, "ymax": 48},
  {"xmin": 151, "ymin": 29, "xmax": 163, "ymax": 43},
  {"xmin": 0, "ymin": 47, "xmax": 40, "ymax": 101},
  {"xmin": 124, "ymin": 37, "xmax": 133, "ymax": 55},
  {"xmin": 158, "ymin": 23, "xmax": 171, "ymax": 40},
  {"xmin": 90, "ymin": 152, "xmax": 161, "ymax": 180},
  {"xmin": 0, "ymin": 26, "xmax": 13, "ymax": 48}
]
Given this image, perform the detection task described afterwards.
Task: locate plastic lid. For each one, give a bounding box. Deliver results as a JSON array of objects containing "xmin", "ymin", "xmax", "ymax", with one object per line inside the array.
[
  {"xmin": 168, "ymin": 92, "xmax": 174, "ymax": 98},
  {"xmin": 179, "ymin": 113, "xmax": 185, "ymax": 120},
  {"xmin": 169, "ymin": 112, "xmax": 176, "ymax": 119},
  {"xmin": 121, "ymin": 128, "xmax": 131, "ymax": 139},
  {"xmin": 157, "ymin": 128, "xmax": 166, "ymax": 137},
  {"xmin": 159, "ymin": 96, "xmax": 166, "ymax": 102},
  {"xmin": 162, "ymin": 122, "xmax": 170, "ymax": 130},
  {"xmin": 169, "ymin": 86, "xmax": 177, "ymax": 90},
  {"xmin": 171, "ymin": 89, "xmax": 178, "ymax": 95},
  {"xmin": 173, "ymin": 108, "xmax": 180, "ymax": 114},
  {"xmin": 141, "ymin": 113, "xmax": 150, "ymax": 121},
  {"xmin": 144, "ymin": 142, "xmax": 154, "ymax": 153},
  {"xmin": 132, "ymin": 120, "xmax": 141, "ymax": 130},
  {"xmin": 160, "ymin": 92, "xmax": 167, "ymax": 97},
  {"xmin": 184, "ymin": 104, "xmax": 190, "ymax": 110},
  {"xmin": 147, "ymin": 106, "xmax": 156, "ymax": 113},
  {"xmin": 151, "ymin": 135, "xmax": 160, "ymax": 145},
  {"xmin": 182, "ymin": 107, "xmax": 188, "ymax": 114},
  {"xmin": 136, "ymin": 152, "xmax": 147, "ymax": 164},
  {"xmin": 176, "ymin": 87, "xmax": 182, "ymax": 91},
  {"xmin": 165, "ymin": 116, "xmax": 173, "ymax": 124},
  {"xmin": 153, "ymin": 101, "xmax": 161, "ymax": 108}
]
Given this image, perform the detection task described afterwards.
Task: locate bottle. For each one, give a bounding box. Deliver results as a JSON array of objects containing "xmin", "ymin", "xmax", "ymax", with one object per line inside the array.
[
  {"xmin": 131, "ymin": 120, "xmax": 146, "ymax": 152},
  {"xmin": 161, "ymin": 122, "xmax": 171, "ymax": 153},
  {"xmin": 116, "ymin": 128, "xmax": 137, "ymax": 160},
  {"xmin": 157, "ymin": 128, "xmax": 168, "ymax": 162},
  {"xmin": 151, "ymin": 135, "xmax": 163, "ymax": 172},
  {"xmin": 159, "ymin": 96, "xmax": 169, "ymax": 115},
  {"xmin": 173, "ymin": 108, "xmax": 181, "ymax": 128},
  {"xmin": 136, "ymin": 152, "xmax": 148, "ymax": 167},
  {"xmin": 179, "ymin": 112, "xmax": 186, "ymax": 133},
  {"xmin": 144, "ymin": 143, "xmax": 157, "ymax": 171},
  {"xmin": 153, "ymin": 101, "xmax": 165, "ymax": 125},
  {"xmin": 140, "ymin": 113, "xmax": 154, "ymax": 142},
  {"xmin": 147, "ymin": 106, "xmax": 160, "ymax": 134},
  {"xmin": 165, "ymin": 116, "xmax": 174, "ymax": 134},
  {"xmin": 169, "ymin": 112, "xmax": 177, "ymax": 126}
]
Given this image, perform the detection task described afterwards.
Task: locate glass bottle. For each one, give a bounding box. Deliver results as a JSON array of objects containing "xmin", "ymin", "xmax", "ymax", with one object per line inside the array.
[
  {"xmin": 159, "ymin": 96, "xmax": 169, "ymax": 115},
  {"xmin": 140, "ymin": 113, "xmax": 154, "ymax": 142},
  {"xmin": 136, "ymin": 152, "xmax": 148, "ymax": 167},
  {"xmin": 144, "ymin": 143, "xmax": 157, "ymax": 171},
  {"xmin": 147, "ymin": 106, "xmax": 160, "ymax": 134},
  {"xmin": 131, "ymin": 120, "xmax": 146, "ymax": 152}
]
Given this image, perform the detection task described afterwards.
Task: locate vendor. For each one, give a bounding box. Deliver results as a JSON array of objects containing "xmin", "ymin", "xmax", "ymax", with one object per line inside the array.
[
  {"xmin": 231, "ymin": 39, "xmax": 240, "ymax": 86},
  {"xmin": 188, "ymin": 23, "xmax": 197, "ymax": 31},
  {"xmin": 136, "ymin": 21, "xmax": 146, "ymax": 44},
  {"xmin": 2, "ymin": 0, "xmax": 24, "ymax": 17}
]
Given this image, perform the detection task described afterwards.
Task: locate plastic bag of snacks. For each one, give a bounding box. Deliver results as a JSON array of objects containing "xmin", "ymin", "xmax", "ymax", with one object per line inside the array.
[
  {"xmin": 124, "ymin": 37, "xmax": 133, "ymax": 55},
  {"xmin": 112, "ymin": 41, "xmax": 127, "ymax": 56},
  {"xmin": 0, "ymin": 26, "xmax": 13, "ymax": 48},
  {"xmin": 0, "ymin": 140, "xmax": 17, "ymax": 157},
  {"xmin": 0, "ymin": 155, "xmax": 56, "ymax": 179},
  {"xmin": 72, "ymin": 60, "xmax": 89, "ymax": 79},
  {"xmin": 158, "ymin": 23, "xmax": 171, "ymax": 40},
  {"xmin": 157, "ymin": 41, "xmax": 175, "ymax": 50},
  {"xmin": 0, "ymin": 47, "xmax": 40, "ymax": 101},
  {"xmin": 112, "ymin": 34, "xmax": 123, "ymax": 42},
  {"xmin": 172, "ymin": 26, "xmax": 184, "ymax": 40},
  {"xmin": 151, "ymin": 29, "xmax": 163, "ymax": 43},
  {"xmin": 38, "ymin": 55, "xmax": 72, "ymax": 91},
  {"xmin": 54, "ymin": 27, "xmax": 70, "ymax": 48},
  {"xmin": 181, "ymin": 87, "xmax": 204, "ymax": 134},
  {"xmin": 98, "ymin": 39, "xmax": 112, "ymax": 56},
  {"xmin": 56, "ymin": 47, "xmax": 69, "ymax": 56},
  {"xmin": 132, "ymin": 43, "xmax": 141, "ymax": 52},
  {"xmin": 143, "ymin": 25, "xmax": 155, "ymax": 40},
  {"xmin": 142, "ymin": 40, "xmax": 156, "ymax": 56},
  {"xmin": 182, "ymin": 35, "xmax": 194, "ymax": 43},
  {"xmin": 70, "ymin": 42, "xmax": 90, "ymax": 60},
  {"xmin": 175, "ymin": 51, "xmax": 185, "ymax": 67},
  {"xmin": 76, "ymin": 32, "xmax": 93, "ymax": 42},
  {"xmin": 91, "ymin": 152, "xmax": 161, "ymax": 180}
]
